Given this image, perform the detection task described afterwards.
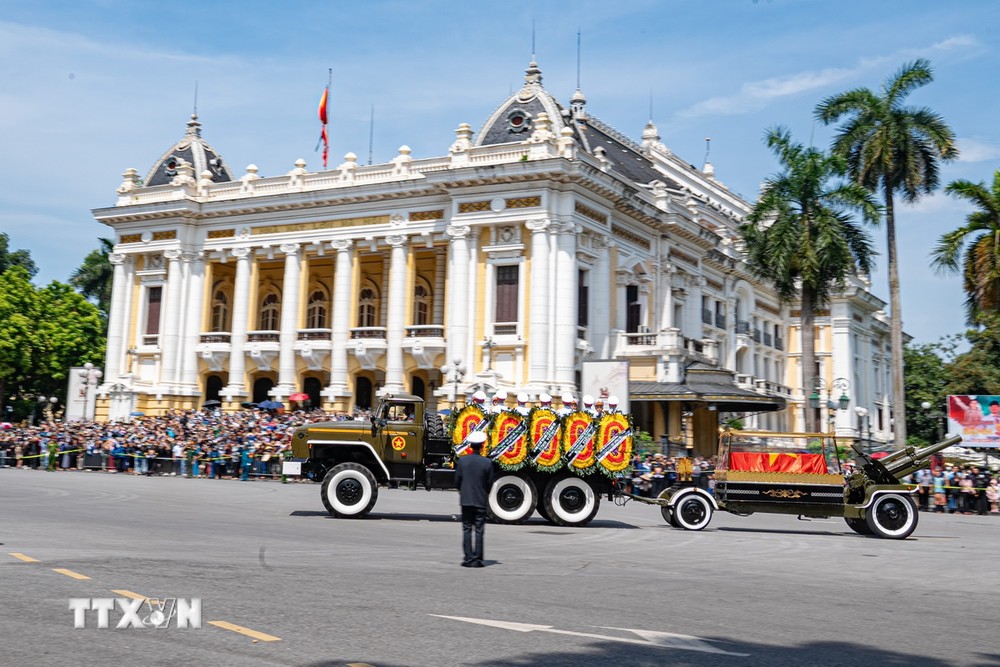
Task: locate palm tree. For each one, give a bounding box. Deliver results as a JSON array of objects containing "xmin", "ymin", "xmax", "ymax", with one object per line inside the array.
[
  {"xmin": 741, "ymin": 127, "xmax": 879, "ymax": 432},
  {"xmin": 931, "ymin": 171, "xmax": 1000, "ymax": 324},
  {"xmin": 69, "ymin": 238, "xmax": 114, "ymax": 329},
  {"xmin": 816, "ymin": 58, "xmax": 958, "ymax": 448}
]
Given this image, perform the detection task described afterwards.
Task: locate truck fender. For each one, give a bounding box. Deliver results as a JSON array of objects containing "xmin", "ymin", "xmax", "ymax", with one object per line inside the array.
[
  {"xmin": 667, "ymin": 486, "xmax": 719, "ymax": 511},
  {"xmin": 308, "ymin": 440, "xmax": 390, "ymax": 482}
]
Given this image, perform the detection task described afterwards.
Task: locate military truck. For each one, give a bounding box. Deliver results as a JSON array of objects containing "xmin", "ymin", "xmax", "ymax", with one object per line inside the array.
[{"xmin": 282, "ymin": 393, "xmax": 632, "ymax": 527}]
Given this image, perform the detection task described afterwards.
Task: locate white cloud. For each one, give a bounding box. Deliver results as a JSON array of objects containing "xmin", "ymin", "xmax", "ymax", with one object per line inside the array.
[
  {"xmin": 676, "ymin": 35, "xmax": 982, "ymax": 120},
  {"xmin": 956, "ymin": 137, "xmax": 1000, "ymax": 163}
]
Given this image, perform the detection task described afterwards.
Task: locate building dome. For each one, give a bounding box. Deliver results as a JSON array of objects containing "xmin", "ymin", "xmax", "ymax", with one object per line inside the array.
[
  {"xmin": 475, "ymin": 60, "xmax": 567, "ymax": 146},
  {"xmin": 144, "ymin": 114, "xmax": 234, "ymax": 187}
]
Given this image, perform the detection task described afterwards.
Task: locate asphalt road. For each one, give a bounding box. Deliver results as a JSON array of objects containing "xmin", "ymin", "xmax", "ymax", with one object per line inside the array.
[{"xmin": 1, "ymin": 468, "xmax": 997, "ymax": 667}]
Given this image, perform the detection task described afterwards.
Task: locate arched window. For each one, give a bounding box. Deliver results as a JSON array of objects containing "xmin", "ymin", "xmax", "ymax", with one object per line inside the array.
[
  {"xmin": 414, "ymin": 282, "xmax": 431, "ymax": 325},
  {"xmin": 211, "ymin": 290, "xmax": 230, "ymax": 332},
  {"xmin": 358, "ymin": 287, "xmax": 377, "ymax": 328},
  {"xmin": 259, "ymin": 292, "xmax": 280, "ymax": 330},
  {"xmin": 306, "ymin": 288, "xmax": 329, "ymax": 329}
]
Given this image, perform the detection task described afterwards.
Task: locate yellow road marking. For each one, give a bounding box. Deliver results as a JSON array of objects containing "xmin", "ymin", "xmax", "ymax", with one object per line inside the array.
[
  {"xmin": 9, "ymin": 552, "xmax": 39, "ymax": 563},
  {"xmin": 52, "ymin": 568, "xmax": 91, "ymax": 580},
  {"xmin": 208, "ymin": 620, "xmax": 281, "ymax": 642},
  {"xmin": 111, "ymin": 590, "xmax": 159, "ymax": 604}
]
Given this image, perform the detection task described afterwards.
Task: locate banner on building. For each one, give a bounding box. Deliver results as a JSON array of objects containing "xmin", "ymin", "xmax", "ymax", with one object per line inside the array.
[
  {"xmin": 946, "ymin": 395, "xmax": 1000, "ymax": 448},
  {"xmin": 581, "ymin": 360, "xmax": 630, "ymax": 414}
]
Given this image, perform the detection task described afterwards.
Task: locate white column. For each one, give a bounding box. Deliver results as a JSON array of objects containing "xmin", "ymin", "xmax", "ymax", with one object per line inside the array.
[
  {"xmin": 103, "ymin": 253, "xmax": 130, "ymax": 380},
  {"xmin": 179, "ymin": 253, "xmax": 206, "ymax": 389},
  {"xmin": 276, "ymin": 243, "xmax": 301, "ymax": 395},
  {"xmin": 526, "ymin": 218, "xmax": 551, "ymax": 389},
  {"xmin": 465, "ymin": 228, "xmax": 480, "ymax": 372},
  {"xmin": 159, "ymin": 248, "xmax": 185, "ymax": 389},
  {"xmin": 225, "ymin": 247, "xmax": 253, "ymax": 397},
  {"xmin": 554, "ymin": 222, "xmax": 579, "ymax": 391},
  {"xmin": 383, "ymin": 235, "xmax": 409, "ymax": 394},
  {"xmin": 328, "ymin": 240, "xmax": 354, "ymax": 395},
  {"xmin": 591, "ymin": 234, "xmax": 611, "ymax": 358},
  {"xmin": 433, "ymin": 248, "xmax": 446, "ymax": 325},
  {"xmin": 446, "ymin": 225, "xmax": 471, "ymax": 371}
]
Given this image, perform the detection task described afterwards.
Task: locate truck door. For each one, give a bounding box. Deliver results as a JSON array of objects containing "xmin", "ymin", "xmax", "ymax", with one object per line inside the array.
[{"xmin": 380, "ymin": 402, "xmax": 420, "ymax": 468}]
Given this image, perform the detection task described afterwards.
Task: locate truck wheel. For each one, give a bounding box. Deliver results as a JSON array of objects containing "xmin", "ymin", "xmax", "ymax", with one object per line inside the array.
[
  {"xmin": 865, "ymin": 493, "xmax": 918, "ymax": 539},
  {"xmin": 543, "ymin": 476, "xmax": 600, "ymax": 527},
  {"xmin": 320, "ymin": 463, "xmax": 378, "ymax": 518},
  {"xmin": 425, "ymin": 413, "xmax": 445, "ymax": 438},
  {"xmin": 488, "ymin": 475, "xmax": 537, "ymax": 524},
  {"xmin": 672, "ymin": 493, "xmax": 713, "ymax": 531},
  {"xmin": 845, "ymin": 516, "xmax": 873, "ymax": 535},
  {"xmin": 657, "ymin": 490, "xmax": 678, "ymax": 527},
  {"xmin": 535, "ymin": 498, "xmax": 553, "ymax": 523}
]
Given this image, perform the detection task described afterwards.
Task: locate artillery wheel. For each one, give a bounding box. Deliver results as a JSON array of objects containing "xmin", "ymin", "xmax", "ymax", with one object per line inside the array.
[
  {"xmin": 488, "ymin": 475, "xmax": 537, "ymax": 524},
  {"xmin": 672, "ymin": 493, "xmax": 713, "ymax": 531},
  {"xmin": 543, "ymin": 476, "xmax": 600, "ymax": 527},
  {"xmin": 657, "ymin": 490, "xmax": 678, "ymax": 527},
  {"xmin": 320, "ymin": 463, "xmax": 378, "ymax": 518},
  {"xmin": 845, "ymin": 516, "xmax": 873, "ymax": 535},
  {"xmin": 865, "ymin": 493, "xmax": 918, "ymax": 539}
]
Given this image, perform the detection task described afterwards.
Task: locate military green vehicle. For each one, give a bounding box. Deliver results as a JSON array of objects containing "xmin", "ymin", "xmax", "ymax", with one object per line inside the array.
[
  {"xmin": 629, "ymin": 430, "xmax": 961, "ymax": 539},
  {"xmin": 283, "ymin": 393, "xmax": 454, "ymax": 518}
]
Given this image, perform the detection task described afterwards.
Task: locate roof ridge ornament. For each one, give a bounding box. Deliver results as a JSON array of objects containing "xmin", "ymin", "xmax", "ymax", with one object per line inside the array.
[
  {"xmin": 185, "ymin": 113, "xmax": 202, "ymax": 137},
  {"xmin": 524, "ymin": 59, "xmax": 542, "ymax": 87}
]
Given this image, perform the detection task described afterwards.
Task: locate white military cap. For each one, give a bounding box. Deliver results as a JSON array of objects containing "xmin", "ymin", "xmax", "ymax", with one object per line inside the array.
[
  {"xmin": 466, "ymin": 431, "xmax": 487, "ymax": 445},
  {"xmin": 608, "ymin": 395, "xmax": 619, "ymax": 406},
  {"xmin": 517, "ymin": 392, "xmax": 529, "ymax": 403},
  {"xmin": 539, "ymin": 393, "xmax": 552, "ymax": 404},
  {"xmin": 561, "ymin": 393, "xmax": 574, "ymax": 405},
  {"xmin": 472, "ymin": 391, "xmax": 487, "ymax": 403},
  {"xmin": 583, "ymin": 394, "xmax": 595, "ymax": 406},
  {"xmin": 493, "ymin": 390, "xmax": 508, "ymax": 401}
]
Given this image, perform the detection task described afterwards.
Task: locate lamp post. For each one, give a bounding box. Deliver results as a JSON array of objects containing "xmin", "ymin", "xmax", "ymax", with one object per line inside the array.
[
  {"xmin": 481, "ymin": 336, "xmax": 496, "ymax": 373},
  {"xmin": 47, "ymin": 396, "xmax": 58, "ymax": 422},
  {"xmin": 33, "ymin": 396, "xmax": 47, "ymax": 426},
  {"xmin": 808, "ymin": 377, "xmax": 850, "ymax": 432},
  {"xmin": 79, "ymin": 363, "xmax": 103, "ymax": 421},
  {"xmin": 440, "ymin": 358, "xmax": 466, "ymax": 406}
]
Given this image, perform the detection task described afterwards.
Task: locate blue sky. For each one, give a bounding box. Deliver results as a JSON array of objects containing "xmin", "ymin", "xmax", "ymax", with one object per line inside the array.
[{"xmin": 1, "ymin": 0, "xmax": 998, "ymax": 345}]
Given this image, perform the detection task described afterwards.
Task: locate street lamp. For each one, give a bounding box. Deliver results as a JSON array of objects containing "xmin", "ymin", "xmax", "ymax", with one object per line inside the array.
[
  {"xmin": 481, "ymin": 336, "xmax": 496, "ymax": 372},
  {"xmin": 854, "ymin": 406, "xmax": 871, "ymax": 454},
  {"xmin": 47, "ymin": 396, "xmax": 58, "ymax": 421},
  {"xmin": 809, "ymin": 377, "xmax": 850, "ymax": 431},
  {"xmin": 440, "ymin": 358, "xmax": 466, "ymax": 405},
  {"xmin": 921, "ymin": 400, "xmax": 946, "ymax": 443},
  {"xmin": 79, "ymin": 363, "xmax": 103, "ymax": 421}
]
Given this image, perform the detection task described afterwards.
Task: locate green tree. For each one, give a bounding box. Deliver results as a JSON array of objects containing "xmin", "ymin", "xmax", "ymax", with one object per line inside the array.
[
  {"xmin": 930, "ymin": 171, "xmax": 1000, "ymax": 325},
  {"xmin": 816, "ymin": 58, "xmax": 958, "ymax": 448},
  {"xmin": 943, "ymin": 315, "xmax": 1000, "ymax": 397},
  {"xmin": 903, "ymin": 341, "xmax": 953, "ymax": 446},
  {"xmin": 0, "ymin": 232, "xmax": 37, "ymax": 279},
  {"xmin": 741, "ymin": 127, "xmax": 879, "ymax": 431},
  {"xmin": 69, "ymin": 237, "xmax": 114, "ymax": 328},
  {"xmin": 0, "ymin": 267, "xmax": 41, "ymax": 419}
]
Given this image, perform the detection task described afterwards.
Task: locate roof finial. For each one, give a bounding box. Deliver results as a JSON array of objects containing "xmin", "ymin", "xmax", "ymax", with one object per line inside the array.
[
  {"xmin": 186, "ymin": 81, "xmax": 201, "ymax": 137},
  {"xmin": 193, "ymin": 81, "xmax": 198, "ymax": 117}
]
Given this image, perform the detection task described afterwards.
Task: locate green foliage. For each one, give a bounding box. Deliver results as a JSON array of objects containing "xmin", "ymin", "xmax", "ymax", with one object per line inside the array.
[
  {"xmin": 0, "ymin": 267, "xmax": 105, "ymax": 421},
  {"xmin": 0, "ymin": 232, "xmax": 37, "ymax": 279},
  {"xmin": 69, "ymin": 238, "xmax": 114, "ymax": 330},
  {"xmin": 903, "ymin": 342, "xmax": 953, "ymax": 446}
]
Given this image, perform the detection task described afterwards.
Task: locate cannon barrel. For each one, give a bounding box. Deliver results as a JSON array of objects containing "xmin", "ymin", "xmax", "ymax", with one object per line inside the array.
[{"xmin": 882, "ymin": 435, "xmax": 962, "ymax": 479}]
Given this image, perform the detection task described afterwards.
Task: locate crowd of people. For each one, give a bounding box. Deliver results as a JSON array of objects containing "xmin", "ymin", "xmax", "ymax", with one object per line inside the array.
[{"xmin": 0, "ymin": 408, "xmax": 343, "ymax": 479}]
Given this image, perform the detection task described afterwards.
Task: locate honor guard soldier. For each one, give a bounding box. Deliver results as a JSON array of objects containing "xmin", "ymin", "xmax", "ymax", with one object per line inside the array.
[
  {"xmin": 582, "ymin": 395, "xmax": 598, "ymax": 417},
  {"xmin": 556, "ymin": 394, "xmax": 576, "ymax": 417},
  {"xmin": 593, "ymin": 398, "xmax": 605, "ymax": 417},
  {"xmin": 538, "ymin": 393, "xmax": 553, "ymax": 409},
  {"xmin": 514, "ymin": 393, "xmax": 531, "ymax": 416},
  {"xmin": 606, "ymin": 396, "xmax": 621, "ymax": 413},
  {"xmin": 471, "ymin": 390, "xmax": 488, "ymax": 407},
  {"xmin": 490, "ymin": 390, "xmax": 508, "ymax": 414}
]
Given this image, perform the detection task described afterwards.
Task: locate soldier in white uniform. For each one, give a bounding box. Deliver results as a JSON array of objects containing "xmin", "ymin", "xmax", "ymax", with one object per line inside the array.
[
  {"xmin": 489, "ymin": 390, "xmax": 508, "ymax": 415},
  {"xmin": 606, "ymin": 396, "xmax": 621, "ymax": 414},
  {"xmin": 514, "ymin": 393, "xmax": 531, "ymax": 416},
  {"xmin": 556, "ymin": 394, "xmax": 576, "ymax": 417},
  {"xmin": 582, "ymin": 395, "xmax": 598, "ymax": 417},
  {"xmin": 538, "ymin": 393, "xmax": 553, "ymax": 410},
  {"xmin": 471, "ymin": 390, "xmax": 488, "ymax": 409}
]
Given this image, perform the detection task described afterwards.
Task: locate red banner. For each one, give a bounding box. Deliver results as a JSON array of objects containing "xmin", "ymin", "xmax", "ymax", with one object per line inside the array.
[{"xmin": 729, "ymin": 452, "xmax": 827, "ymax": 474}]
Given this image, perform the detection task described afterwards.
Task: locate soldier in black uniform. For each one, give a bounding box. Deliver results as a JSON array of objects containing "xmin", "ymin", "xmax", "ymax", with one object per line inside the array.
[{"xmin": 455, "ymin": 431, "xmax": 495, "ymax": 568}]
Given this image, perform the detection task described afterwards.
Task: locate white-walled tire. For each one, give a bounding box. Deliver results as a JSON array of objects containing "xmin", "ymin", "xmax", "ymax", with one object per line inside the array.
[
  {"xmin": 672, "ymin": 493, "xmax": 713, "ymax": 531},
  {"xmin": 488, "ymin": 475, "xmax": 537, "ymax": 524},
  {"xmin": 658, "ymin": 490, "xmax": 678, "ymax": 527},
  {"xmin": 320, "ymin": 463, "xmax": 378, "ymax": 518},
  {"xmin": 543, "ymin": 476, "xmax": 600, "ymax": 527},
  {"xmin": 865, "ymin": 493, "xmax": 918, "ymax": 539}
]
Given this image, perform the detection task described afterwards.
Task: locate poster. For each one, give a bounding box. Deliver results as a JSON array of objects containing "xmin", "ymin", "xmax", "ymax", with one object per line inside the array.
[
  {"xmin": 581, "ymin": 360, "xmax": 630, "ymax": 414},
  {"xmin": 947, "ymin": 395, "xmax": 1000, "ymax": 448}
]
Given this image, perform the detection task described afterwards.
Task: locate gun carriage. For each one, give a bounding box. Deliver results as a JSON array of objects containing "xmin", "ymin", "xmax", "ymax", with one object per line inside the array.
[{"xmin": 627, "ymin": 430, "xmax": 961, "ymax": 539}]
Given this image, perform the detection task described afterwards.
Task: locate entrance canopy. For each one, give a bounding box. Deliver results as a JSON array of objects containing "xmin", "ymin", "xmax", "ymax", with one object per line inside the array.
[{"xmin": 629, "ymin": 364, "xmax": 786, "ymax": 413}]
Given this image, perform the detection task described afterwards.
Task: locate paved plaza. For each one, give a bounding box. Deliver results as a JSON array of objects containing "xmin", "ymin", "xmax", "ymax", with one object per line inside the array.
[{"xmin": 1, "ymin": 469, "xmax": 997, "ymax": 666}]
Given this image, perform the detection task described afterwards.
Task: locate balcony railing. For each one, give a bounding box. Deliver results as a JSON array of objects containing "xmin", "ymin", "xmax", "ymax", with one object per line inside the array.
[
  {"xmin": 702, "ymin": 308, "xmax": 713, "ymax": 325},
  {"xmin": 624, "ymin": 332, "xmax": 656, "ymax": 346},
  {"xmin": 350, "ymin": 327, "xmax": 387, "ymax": 340},
  {"xmin": 200, "ymin": 333, "xmax": 231, "ymax": 344},
  {"xmin": 142, "ymin": 335, "xmax": 159, "ymax": 346},
  {"xmin": 736, "ymin": 320, "xmax": 750, "ymax": 334},
  {"xmin": 763, "ymin": 332, "xmax": 773, "ymax": 347},
  {"xmin": 406, "ymin": 325, "xmax": 444, "ymax": 338},
  {"xmin": 683, "ymin": 336, "xmax": 704, "ymax": 354},
  {"xmin": 714, "ymin": 313, "xmax": 726, "ymax": 329},
  {"xmin": 774, "ymin": 337, "xmax": 784, "ymax": 351},
  {"xmin": 493, "ymin": 322, "xmax": 517, "ymax": 336},
  {"xmin": 247, "ymin": 331, "xmax": 279, "ymax": 343},
  {"xmin": 297, "ymin": 328, "xmax": 332, "ymax": 341},
  {"xmin": 752, "ymin": 328, "xmax": 762, "ymax": 343},
  {"xmin": 577, "ymin": 325, "xmax": 588, "ymax": 340}
]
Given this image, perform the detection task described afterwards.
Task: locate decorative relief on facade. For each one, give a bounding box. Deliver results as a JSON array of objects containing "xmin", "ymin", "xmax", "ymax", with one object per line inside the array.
[
  {"xmin": 525, "ymin": 217, "xmax": 551, "ymax": 233},
  {"xmin": 230, "ymin": 247, "xmax": 252, "ymax": 260},
  {"xmin": 108, "ymin": 253, "xmax": 126, "ymax": 266},
  {"xmin": 496, "ymin": 226, "xmax": 518, "ymax": 245},
  {"xmin": 163, "ymin": 249, "xmax": 183, "ymax": 262},
  {"xmin": 330, "ymin": 239, "xmax": 354, "ymax": 252},
  {"xmin": 279, "ymin": 243, "xmax": 301, "ymax": 255},
  {"xmin": 458, "ymin": 200, "xmax": 491, "ymax": 214},
  {"xmin": 251, "ymin": 215, "xmax": 389, "ymax": 236},
  {"xmin": 152, "ymin": 230, "xmax": 177, "ymax": 241},
  {"xmin": 207, "ymin": 229, "xmax": 235, "ymax": 239},
  {"xmin": 669, "ymin": 248, "xmax": 699, "ymax": 267},
  {"xmin": 758, "ymin": 302, "xmax": 780, "ymax": 316},
  {"xmin": 385, "ymin": 234, "xmax": 408, "ymax": 248},
  {"xmin": 146, "ymin": 254, "xmax": 164, "ymax": 270},
  {"xmin": 119, "ymin": 234, "xmax": 141, "ymax": 244},
  {"xmin": 611, "ymin": 224, "xmax": 651, "ymax": 250},
  {"xmin": 505, "ymin": 196, "xmax": 541, "ymax": 209},
  {"xmin": 410, "ymin": 209, "xmax": 444, "ymax": 221},
  {"xmin": 706, "ymin": 278, "xmax": 723, "ymax": 291},
  {"xmin": 574, "ymin": 201, "xmax": 608, "ymax": 224},
  {"xmin": 389, "ymin": 213, "xmax": 407, "ymax": 227},
  {"xmin": 446, "ymin": 225, "xmax": 471, "ymax": 239}
]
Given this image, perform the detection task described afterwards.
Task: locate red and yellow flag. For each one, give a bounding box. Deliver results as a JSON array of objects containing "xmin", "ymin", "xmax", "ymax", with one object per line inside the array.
[{"xmin": 317, "ymin": 85, "xmax": 329, "ymax": 168}]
